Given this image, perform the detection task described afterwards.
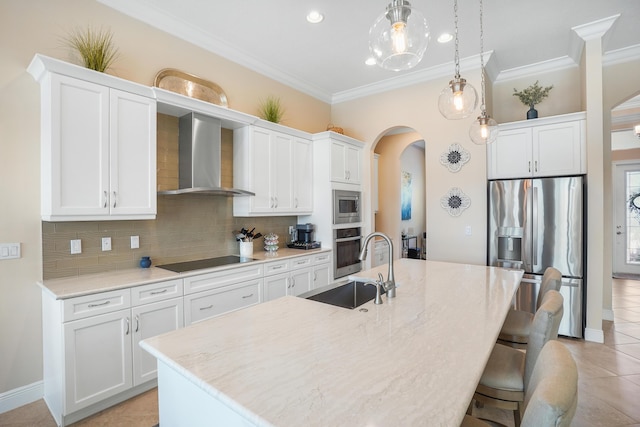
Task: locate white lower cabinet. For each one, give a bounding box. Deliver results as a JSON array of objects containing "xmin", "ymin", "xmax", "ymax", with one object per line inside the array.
[
  {"xmin": 311, "ymin": 251, "xmax": 332, "ymax": 289},
  {"xmin": 183, "ymin": 263, "xmax": 263, "ymax": 326},
  {"xmin": 263, "ymin": 252, "xmax": 331, "ymax": 301},
  {"xmin": 42, "ymin": 279, "xmax": 183, "ymax": 426}
]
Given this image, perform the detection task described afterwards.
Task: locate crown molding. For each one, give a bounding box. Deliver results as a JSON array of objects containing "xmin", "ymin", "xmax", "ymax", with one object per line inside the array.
[
  {"xmin": 332, "ymin": 52, "xmax": 493, "ymax": 104},
  {"xmin": 97, "ymin": 0, "xmax": 332, "ymax": 103},
  {"xmin": 604, "ymin": 44, "xmax": 640, "ymax": 67}
]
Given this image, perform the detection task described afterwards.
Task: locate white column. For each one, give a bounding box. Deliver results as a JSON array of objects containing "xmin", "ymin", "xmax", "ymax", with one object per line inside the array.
[{"xmin": 573, "ymin": 15, "xmax": 619, "ymax": 343}]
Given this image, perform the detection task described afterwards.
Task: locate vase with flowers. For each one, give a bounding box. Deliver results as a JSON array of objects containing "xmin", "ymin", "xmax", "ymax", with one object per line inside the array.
[{"xmin": 513, "ymin": 80, "xmax": 553, "ymax": 119}]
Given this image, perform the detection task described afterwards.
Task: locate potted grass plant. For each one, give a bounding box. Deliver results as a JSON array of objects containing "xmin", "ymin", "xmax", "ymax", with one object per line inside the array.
[
  {"xmin": 258, "ymin": 96, "xmax": 285, "ymax": 123},
  {"xmin": 513, "ymin": 80, "xmax": 553, "ymax": 119},
  {"xmin": 63, "ymin": 26, "xmax": 119, "ymax": 73}
]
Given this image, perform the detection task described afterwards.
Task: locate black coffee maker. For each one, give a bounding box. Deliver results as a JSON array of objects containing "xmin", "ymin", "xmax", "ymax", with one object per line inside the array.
[
  {"xmin": 296, "ymin": 223, "xmax": 315, "ymax": 243},
  {"xmin": 287, "ymin": 223, "xmax": 320, "ymax": 249}
]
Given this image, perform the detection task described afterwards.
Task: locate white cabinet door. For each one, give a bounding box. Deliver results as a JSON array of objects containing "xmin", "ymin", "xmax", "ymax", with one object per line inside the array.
[
  {"xmin": 330, "ymin": 142, "xmax": 347, "ymax": 182},
  {"xmin": 109, "ymin": 89, "xmax": 157, "ymax": 217},
  {"xmin": 289, "ymin": 267, "xmax": 313, "ymax": 296},
  {"xmin": 63, "ymin": 309, "xmax": 132, "ymax": 413},
  {"xmin": 487, "ymin": 128, "xmax": 533, "ymax": 180},
  {"xmin": 313, "ymin": 263, "xmax": 331, "ymax": 289},
  {"xmin": 345, "ymin": 144, "xmax": 361, "ymax": 184},
  {"xmin": 272, "ymin": 132, "xmax": 293, "ymax": 212},
  {"xmin": 249, "ymin": 127, "xmax": 273, "ymax": 213},
  {"xmin": 46, "ymin": 74, "xmax": 110, "ymax": 218},
  {"xmin": 330, "ymin": 140, "xmax": 361, "ymax": 183},
  {"xmin": 132, "ymin": 297, "xmax": 183, "ymax": 386},
  {"xmin": 292, "ymin": 137, "xmax": 313, "ymax": 213},
  {"xmin": 533, "ymin": 120, "xmax": 584, "ymax": 177},
  {"xmin": 263, "ymin": 272, "xmax": 290, "ymax": 302}
]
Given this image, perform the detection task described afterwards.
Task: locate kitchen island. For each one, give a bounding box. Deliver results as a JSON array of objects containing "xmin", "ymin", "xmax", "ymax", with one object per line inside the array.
[{"xmin": 141, "ymin": 259, "xmax": 522, "ymax": 426}]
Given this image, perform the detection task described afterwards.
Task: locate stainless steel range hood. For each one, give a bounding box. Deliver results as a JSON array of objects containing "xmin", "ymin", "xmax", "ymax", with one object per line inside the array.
[{"xmin": 158, "ymin": 112, "xmax": 254, "ymax": 196}]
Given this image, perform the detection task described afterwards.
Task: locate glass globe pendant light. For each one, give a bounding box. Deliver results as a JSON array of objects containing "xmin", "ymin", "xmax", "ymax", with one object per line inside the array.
[
  {"xmin": 438, "ymin": 0, "xmax": 477, "ymax": 119},
  {"xmin": 369, "ymin": 0, "xmax": 430, "ymax": 71},
  {"xmin": 469, "ymin": 0, "xmax": 498, "ymax": 144}
]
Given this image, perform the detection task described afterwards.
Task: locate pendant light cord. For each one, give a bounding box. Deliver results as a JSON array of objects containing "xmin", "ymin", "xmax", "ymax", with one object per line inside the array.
[
  {"xmin": 479, "ymin": 0, "xmax": 486, "ymax": 114},
  {"xmin": 454, "ymin": 0, "xmax": 460, "ymax": 78}
]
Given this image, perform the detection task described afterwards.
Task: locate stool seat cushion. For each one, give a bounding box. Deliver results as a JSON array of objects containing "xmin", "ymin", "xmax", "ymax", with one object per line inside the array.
[
  {"xmin": 479, "ymin": 343, "xmax": 525, "ymax": 392},
  {"xmin": 501, "ymin": 309, "xmax": 533, "ymax": 337}
]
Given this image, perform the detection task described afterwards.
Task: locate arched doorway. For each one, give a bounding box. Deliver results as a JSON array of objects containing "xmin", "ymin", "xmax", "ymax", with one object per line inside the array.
[{"xmin": 372, "ymin": 127, "xmax": 426, "ymax": 263}]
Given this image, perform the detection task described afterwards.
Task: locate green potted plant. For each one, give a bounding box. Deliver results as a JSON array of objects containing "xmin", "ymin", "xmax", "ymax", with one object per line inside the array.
[
  {"xmin": 257, "ymin": 95, "xmax": 285, "ymax": 123},
  {"xmin": 63, "ymin": 26, "xmax": 119, "ymax": 72},
  {"xmin": 513, "ymin": 80, "xmax": 553, "ymax": 119}
]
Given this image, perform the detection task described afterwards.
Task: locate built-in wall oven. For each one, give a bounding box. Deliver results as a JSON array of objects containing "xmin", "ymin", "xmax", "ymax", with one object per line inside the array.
[
  {"xmin": 334, "ymin": 227, "xmax": 362, "ymax": 279},
  {"xmin": 333, "ymin": 190, "xmax": 361, "ymax": 224}
]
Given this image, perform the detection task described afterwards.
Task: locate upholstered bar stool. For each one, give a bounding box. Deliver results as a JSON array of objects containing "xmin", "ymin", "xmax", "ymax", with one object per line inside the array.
[
  {"xmin": 471, "ymin": 290, "xmax": 564, "ymax": 427},
  {"xmin": 462, "ymin": 340, "xmax": 578, "ymax": 427},
  {"xmin": 498, "ymin": 267, "xmax": 562, "ymax": 348}
]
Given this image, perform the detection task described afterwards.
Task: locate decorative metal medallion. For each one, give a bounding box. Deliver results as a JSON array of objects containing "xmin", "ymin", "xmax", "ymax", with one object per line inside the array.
[
  {"xmin": 441, "ymin": 187, "xmax": 471, "ymax": 217},
  {"xmin": 440, "ymin": 143, "xmax": 470, "ymax": 173}
]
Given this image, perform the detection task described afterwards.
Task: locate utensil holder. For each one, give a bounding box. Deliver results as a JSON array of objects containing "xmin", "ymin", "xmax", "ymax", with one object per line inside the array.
[{"xmin": 239, "ymin": 241, "xmax": 253, "ymax": 258}]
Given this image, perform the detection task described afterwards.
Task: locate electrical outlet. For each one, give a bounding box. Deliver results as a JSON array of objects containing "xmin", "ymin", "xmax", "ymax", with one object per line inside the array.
[
  {"xmin": 130, "ymin": 235, "xmax": 140, "ymax": 249},
  {"xmin": 288, "ymin": 226, "xmax": 295, "ymax": 234},
  {"xmin": 101, "ymin": 237, "xmax": 112, "ymax": 251},
  {"xmin": 70, "ymin": 239, "xmax": 82, "ymax": 254},
  {"xmin": 465, "ymin": 225, "xmax": 472, "ymax": 236}
]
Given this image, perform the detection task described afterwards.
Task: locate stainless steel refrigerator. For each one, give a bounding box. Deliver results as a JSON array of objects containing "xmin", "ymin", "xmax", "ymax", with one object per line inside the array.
[{"xmin": 488, "ymin": 176, "xmax": 585, "ymax": 338}]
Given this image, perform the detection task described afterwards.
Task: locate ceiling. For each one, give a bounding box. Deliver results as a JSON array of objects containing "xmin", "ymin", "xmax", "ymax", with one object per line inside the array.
[{"xmin": 99, "ymin": 0, "xmax": 640, "ymax": 104}]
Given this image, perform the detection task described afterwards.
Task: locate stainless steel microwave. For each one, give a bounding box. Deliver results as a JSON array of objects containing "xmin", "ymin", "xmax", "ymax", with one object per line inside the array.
[{"xmin": 333, "ymin": 190, "xmax": 361, "ymax": 224}]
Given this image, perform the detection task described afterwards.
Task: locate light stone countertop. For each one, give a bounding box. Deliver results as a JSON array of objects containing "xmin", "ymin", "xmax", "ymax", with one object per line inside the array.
[
  {"xmin": 140, "ymin": 259, "xmax": 523, "ymax": 426},
  {"xmin": 38, "ymin": 248, "xmax": 331, "ymax": 299}
]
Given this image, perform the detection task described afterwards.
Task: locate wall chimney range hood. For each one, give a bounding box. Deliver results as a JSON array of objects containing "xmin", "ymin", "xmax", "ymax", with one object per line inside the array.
[{"xmin": 158, "ymin": 112, "xmax": 254, "ymax": 196}]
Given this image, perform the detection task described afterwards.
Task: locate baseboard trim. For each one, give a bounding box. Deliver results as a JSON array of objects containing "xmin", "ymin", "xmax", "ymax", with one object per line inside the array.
[
  {"xmin": 585, "ymin": 327, "xmax": 605, "ymax": 343},
  {"xmin": 0, "ymin": 381, "xmax": 43, "ymax": 414},
  {"xmin": 603, "ymin": 308, "xmax": 614, "ymax": 321}
]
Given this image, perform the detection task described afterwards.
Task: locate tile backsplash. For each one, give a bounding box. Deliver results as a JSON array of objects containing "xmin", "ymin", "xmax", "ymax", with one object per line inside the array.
[{"xmin": 42, "ymin": 114, "xmax": 296, "ymax": 279}]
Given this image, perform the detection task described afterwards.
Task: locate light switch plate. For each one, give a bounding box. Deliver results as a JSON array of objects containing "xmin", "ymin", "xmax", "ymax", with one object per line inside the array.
[
  {"xmin": 130, "ymin": 235, "xmax": 139, "ymax": 249},
  {"xmin": 0, "ymin": 243, "xmax": 21, "ymax": 260},
  {"xmin": 101, "ymin": 237, "xmax": 112, "ymax": 251},
  {"xmin": 70, "ymin": 239, "xmax": 82, "ymax": 254},
  {"xmin": 465, "ymin": 225, "xmax": 472, "ymax": 236}
]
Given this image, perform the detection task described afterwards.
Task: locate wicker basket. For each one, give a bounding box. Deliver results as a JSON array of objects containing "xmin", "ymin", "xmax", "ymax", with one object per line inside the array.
[{"xmin": 326, "ymin": 123, "xmax": 344, "ymax": 134}]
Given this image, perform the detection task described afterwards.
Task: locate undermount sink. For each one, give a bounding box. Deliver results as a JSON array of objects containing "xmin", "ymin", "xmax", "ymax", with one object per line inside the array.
[{"xmin": 305, "ymin": 281, "xmax": 385, "ymax": 309}]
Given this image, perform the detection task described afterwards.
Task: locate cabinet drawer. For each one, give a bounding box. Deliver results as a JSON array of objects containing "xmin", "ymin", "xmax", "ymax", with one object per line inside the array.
[
  {"xmin": 290, "ymin": 255, "xmax": 312, "ymax": 270},
  {"xmin": 312, "ymin": 252, "xmax": 331, "ymax": 265},
  {"xmin": 131, "ymin": 279, "xmax": 183, "ymax": 306},
  {"xmin": 184, "ymin": 279, "xmax": 262, "ymax": 325},
  {"xmin": 63, "ymin": 289, "xmax": 131, "ymax": 322},
  {"xmin": 264, "ymin": 259, "xmax": 290, "ymax": 276},
  {"xmin": 183, "ymin": 263, "xmax": 263, "ymax": 295}
]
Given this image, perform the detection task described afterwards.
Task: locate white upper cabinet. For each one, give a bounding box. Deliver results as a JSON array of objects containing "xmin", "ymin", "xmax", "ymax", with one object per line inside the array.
[
  {"xmin": 28, "ymin": 55, "xmax": 156, "ymax": 221},
  {"xmin": 331, "ymin": 139, "xmax": 362, "ymax": 184},
  {"xmin": 487, "ymin": 112, "xmax": 586, "ymax": 180},
  {"xmin": 233, "ymin": 124, "xmax": 313, "ymax": 216}
]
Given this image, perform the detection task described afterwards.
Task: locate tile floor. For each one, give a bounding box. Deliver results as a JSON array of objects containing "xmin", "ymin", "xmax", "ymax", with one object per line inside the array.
[{"xmin": 1, "ymin": 278, "xmax": 640, "ymax": 427}]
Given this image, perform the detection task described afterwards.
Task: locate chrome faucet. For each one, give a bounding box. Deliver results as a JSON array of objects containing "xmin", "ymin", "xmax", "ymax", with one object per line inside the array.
[
  {"xmin": 363, "ymin": 273, "xmax": 385, "ymax": 304},
  {"xmin": 359, "ymin": 232, "xmax": 395, "ymax": 298}
]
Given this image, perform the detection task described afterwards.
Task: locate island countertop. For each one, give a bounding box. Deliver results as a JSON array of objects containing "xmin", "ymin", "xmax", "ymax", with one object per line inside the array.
[{"xmin": 141, "ymin": 259, "xmax": 523, "ymax": 426}]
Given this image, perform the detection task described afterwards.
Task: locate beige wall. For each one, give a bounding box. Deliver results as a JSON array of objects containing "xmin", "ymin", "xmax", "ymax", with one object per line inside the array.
[
  {"xmin": 0, "ymin": 0, "xmax": 329, "ymax": 395},
  {"xmin": 331, "ymin": 74, "xmax": 495, "ymax": 265}
]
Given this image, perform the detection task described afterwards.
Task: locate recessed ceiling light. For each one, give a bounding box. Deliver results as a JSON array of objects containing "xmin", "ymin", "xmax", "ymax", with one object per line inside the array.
[
  {"xmin": 437, "ymin": 33, "xmax": 453, "ymax": 43},
  {"xmin": 365, "ymin": 57, "xmax": 377, "ymax": 66},
  {"xmin": 306, "ymin": 10, "xmax": 324, "ymax": 24}
]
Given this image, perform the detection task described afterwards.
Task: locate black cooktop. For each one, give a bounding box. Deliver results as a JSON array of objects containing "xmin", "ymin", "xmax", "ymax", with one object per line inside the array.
[{"xmin": 156, "ymin": 255, "xmax": 256, "ymax": 273}]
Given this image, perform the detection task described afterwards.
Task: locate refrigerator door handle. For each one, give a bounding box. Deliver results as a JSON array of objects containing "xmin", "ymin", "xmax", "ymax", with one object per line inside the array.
[{"xmin": 532, "ymin": 186, "xmax": 539, "ymax": 268}]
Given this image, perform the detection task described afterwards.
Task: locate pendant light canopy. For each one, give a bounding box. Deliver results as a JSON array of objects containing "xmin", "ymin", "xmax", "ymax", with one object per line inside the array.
[
  {"xmin": 469, "ymin": 0, "xmax": 498, "ymax": 144},
  {"xmin": 438, "ymin": 0, "xmax": 477, "ymax": 120},
  {"xmin": 369, "ymin": 0, "xmax": 430, "ymax": 71}
]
